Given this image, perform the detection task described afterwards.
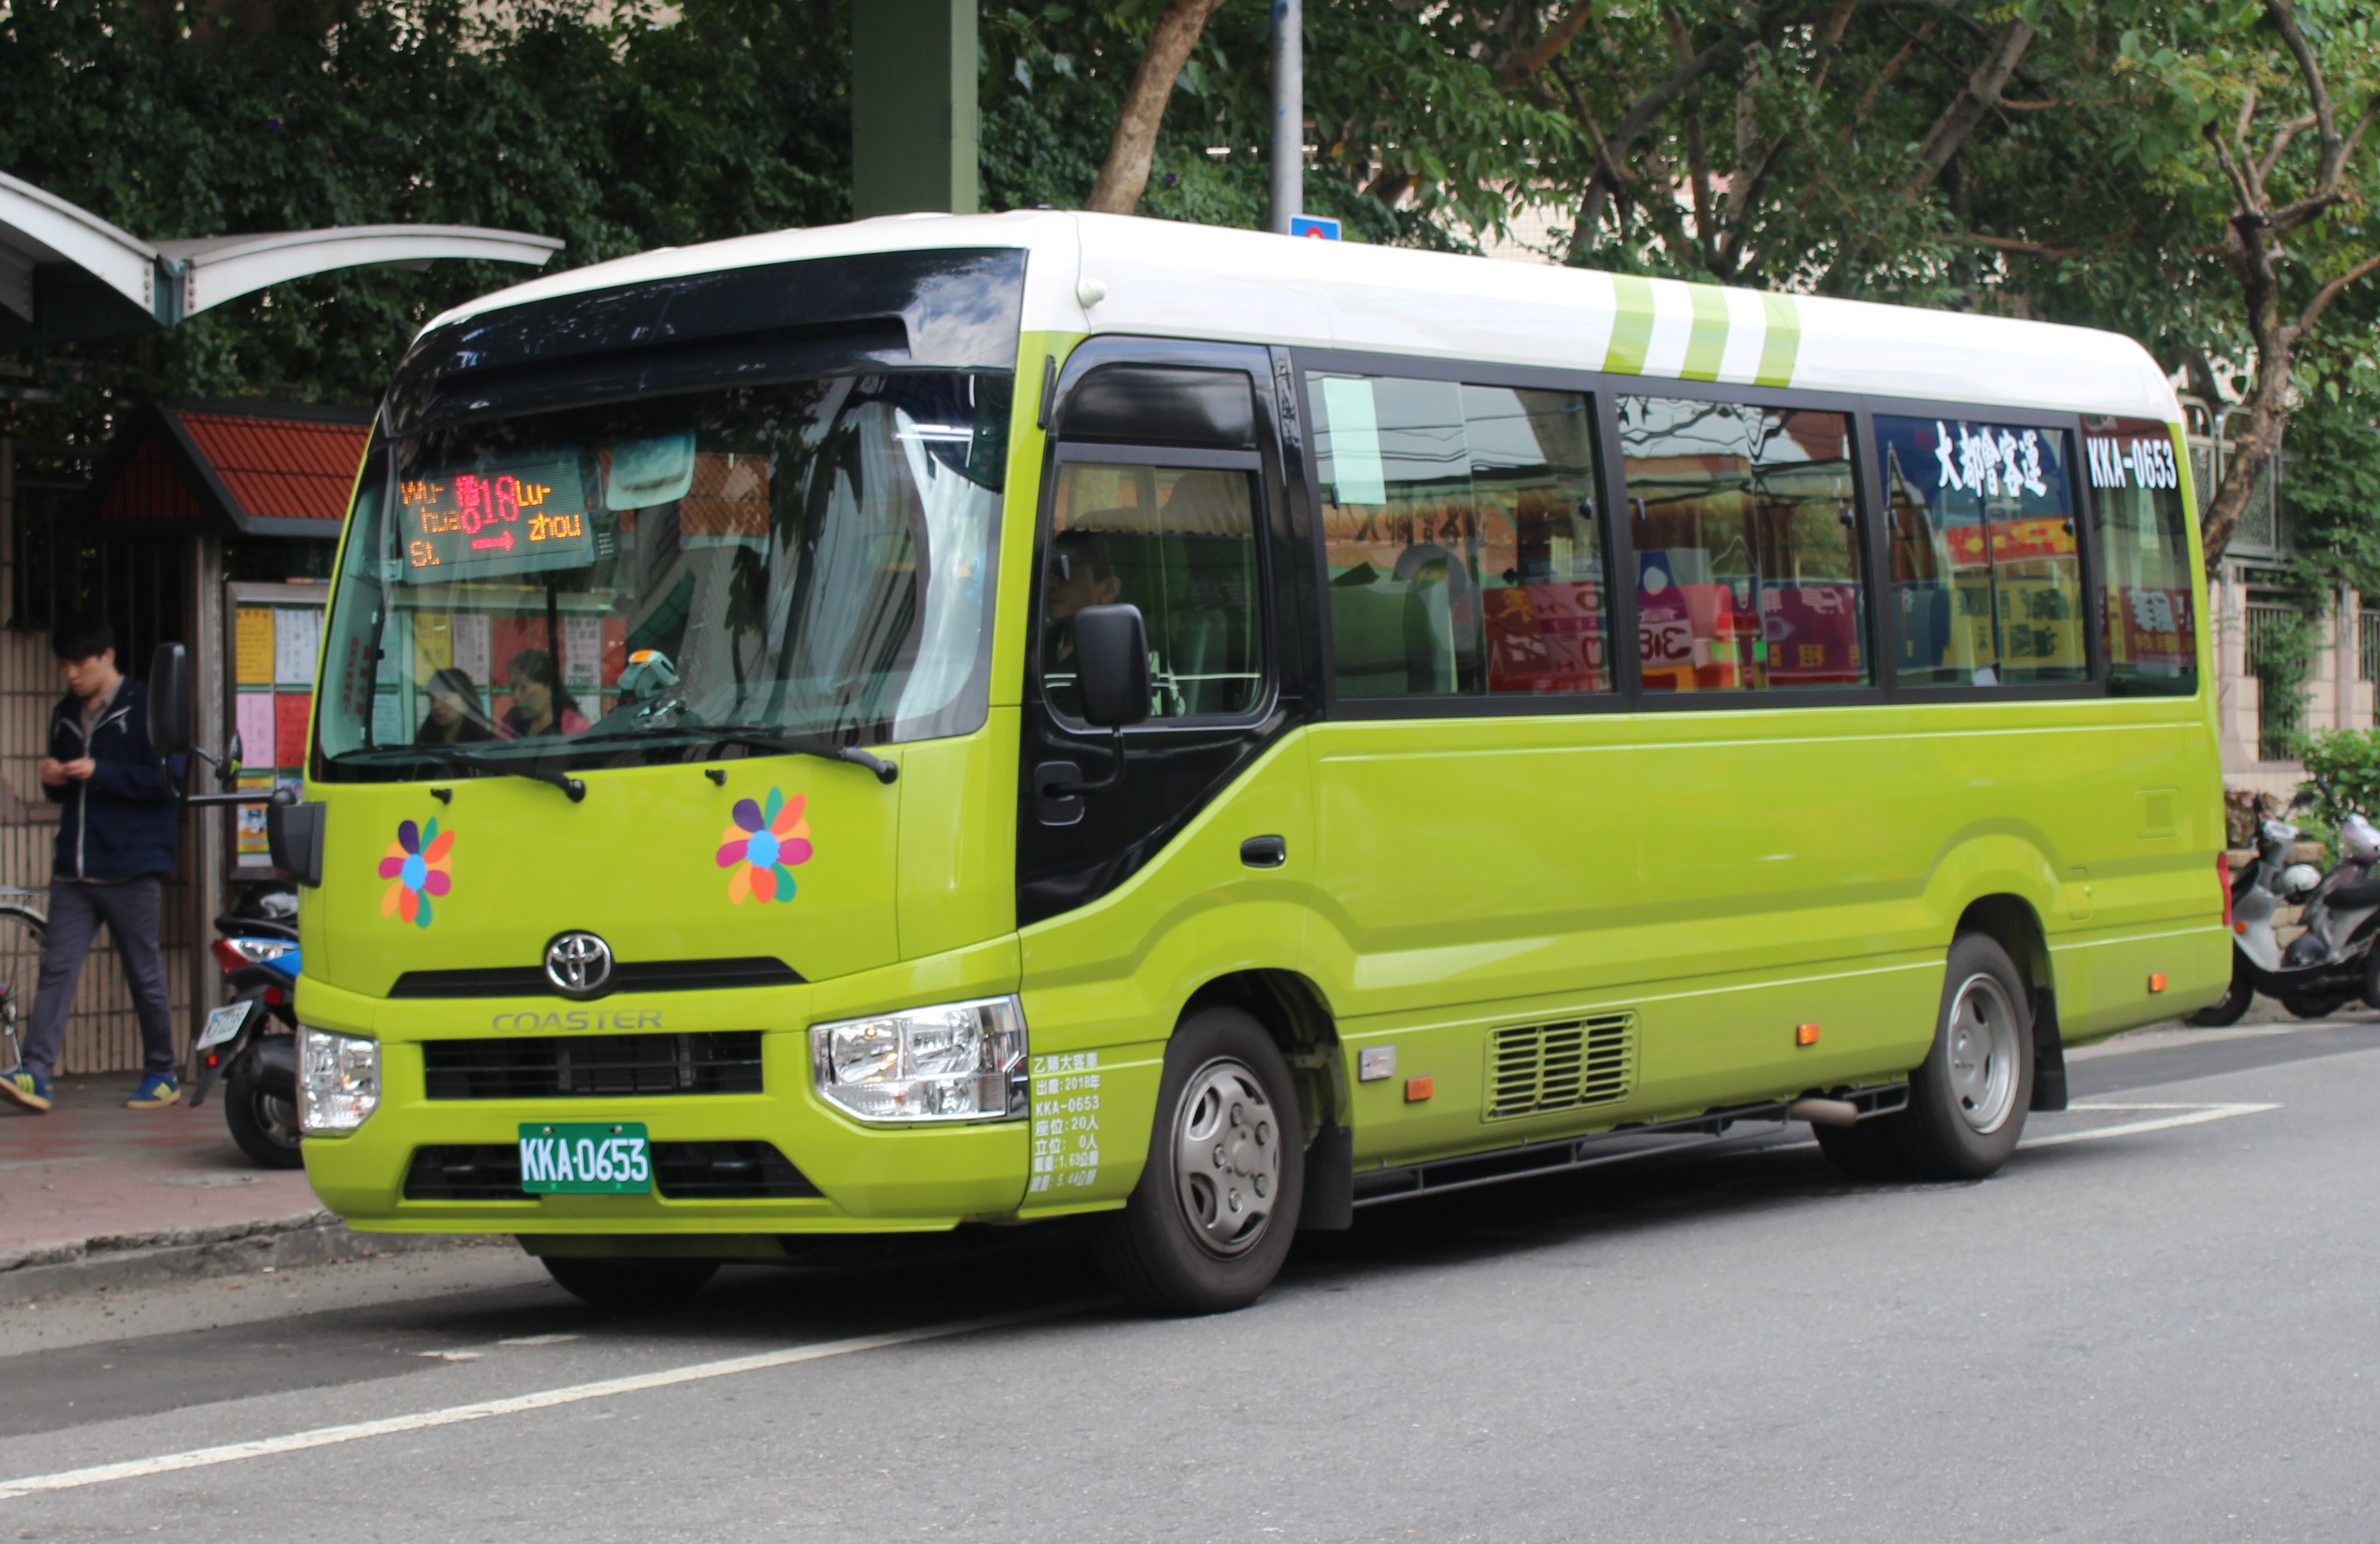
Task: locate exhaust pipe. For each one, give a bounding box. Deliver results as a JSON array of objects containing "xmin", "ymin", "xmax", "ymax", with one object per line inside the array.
[{"xmin": 1787, "ymin": 1097, "xmax": 1860, "ymax": 1129}]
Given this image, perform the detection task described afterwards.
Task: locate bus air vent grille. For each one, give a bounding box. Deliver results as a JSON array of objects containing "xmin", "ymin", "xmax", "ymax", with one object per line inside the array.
[{"xmin": 1486, "ymin": 1013, "xmax": 1633, "ymax": 1120}]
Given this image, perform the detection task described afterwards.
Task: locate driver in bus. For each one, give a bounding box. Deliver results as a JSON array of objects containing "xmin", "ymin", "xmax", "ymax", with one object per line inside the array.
[
  {"xmin": 499, "ymin": 648, "xmax": 590, "ymax": 739},
  {"xmin": 1043, "ymin": 529, "xmax": 1122, "ymax": 668}
]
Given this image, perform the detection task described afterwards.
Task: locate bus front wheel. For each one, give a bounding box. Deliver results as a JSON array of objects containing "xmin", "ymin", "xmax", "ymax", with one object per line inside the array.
[{"xmin": 1096, "ymin": 1006, "xmax": 1304, "ymax": 1315}]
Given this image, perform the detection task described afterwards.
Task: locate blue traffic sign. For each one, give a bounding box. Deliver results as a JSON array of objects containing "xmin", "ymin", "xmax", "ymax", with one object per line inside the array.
[{"xmin": 1289, "ymin": 216, "xmax": 1342, "ymax": 241}]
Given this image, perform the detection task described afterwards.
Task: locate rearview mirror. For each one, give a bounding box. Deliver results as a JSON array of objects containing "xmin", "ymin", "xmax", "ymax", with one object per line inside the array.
[
  {"xmin": 148, "ymin": 643, "xmax": 192, "ymax": 756},
  {"xmin": 1072, "ymin": 604, "xmax": 1151, "ymax": 729},
  {"xmin": 2291, "ymin": 789, "xmax": 2318, "ymax": 811}
]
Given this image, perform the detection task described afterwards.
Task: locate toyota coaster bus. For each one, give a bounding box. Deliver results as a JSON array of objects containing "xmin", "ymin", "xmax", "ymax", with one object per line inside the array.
[{"xmin": 275, "ymin": 211, "xmax": 2227, "ymax": 1313}]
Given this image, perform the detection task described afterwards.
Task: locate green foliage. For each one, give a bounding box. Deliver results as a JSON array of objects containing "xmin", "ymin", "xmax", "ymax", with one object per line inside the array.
[
  {"xmin": 2301, "ymin": 727, "xmax": 2380, "ymax": 816},
  {"xmin": 2251, "ymin": 601, "xmax": 2322, "ymax": 760},
  {"xmin": 0, "ymin": 0, "xmax": 848, "ymax": 448}
]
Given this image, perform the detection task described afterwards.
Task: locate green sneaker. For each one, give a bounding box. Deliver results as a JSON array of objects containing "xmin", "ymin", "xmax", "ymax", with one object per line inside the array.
[
  {"xmin": 126, "ymin": 1073, "xmax": 179, "ymax": 1109},
  {"xmin": 0, "ymin": 1068, "xmax": 51, "ymax": 1113}
]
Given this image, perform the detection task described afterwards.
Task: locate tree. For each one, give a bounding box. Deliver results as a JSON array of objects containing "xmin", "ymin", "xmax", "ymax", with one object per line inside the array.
[
  {"xmin": 1083, "ymin": 0, "xmax": 1229, "ymax": 216},
  {"xmin": 2149, "ymin": 0, "xmax": 2380, "ymax": 571}
]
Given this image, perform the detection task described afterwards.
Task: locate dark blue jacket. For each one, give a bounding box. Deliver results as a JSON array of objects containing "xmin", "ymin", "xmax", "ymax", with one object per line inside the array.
[{"xmin": 46, "ymin": 677, "xmax": 180, "ymax": 880}]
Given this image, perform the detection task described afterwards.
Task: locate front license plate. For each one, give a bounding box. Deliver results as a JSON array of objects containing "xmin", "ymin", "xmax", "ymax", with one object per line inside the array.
[
  {"xmin": 197, "ymin": 1001, "xmax": 254, "ymax": 1051},
  {"xmin": 518, "ymin": 1122, "xmax": 651, "ymax": 1195}
]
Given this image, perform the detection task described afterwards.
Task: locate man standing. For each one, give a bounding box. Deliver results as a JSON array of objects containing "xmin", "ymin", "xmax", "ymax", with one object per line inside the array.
[{"xmin": 0, "ymin": 622, "xmax": 183, "ymax": 1112}]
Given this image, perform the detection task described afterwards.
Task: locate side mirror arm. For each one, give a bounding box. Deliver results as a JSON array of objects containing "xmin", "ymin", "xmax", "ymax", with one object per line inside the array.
[{"xmin": 1038, "ymin": 728, "xmax": 1126, "ymax": 798}]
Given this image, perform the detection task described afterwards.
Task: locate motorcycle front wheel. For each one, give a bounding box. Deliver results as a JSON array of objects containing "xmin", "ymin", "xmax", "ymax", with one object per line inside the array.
[
  {"xmin": 2185, "ymin": 960, "xmax": 2255, "ymax": 1027},
  {"xmin": 224, "ymin": 1050, "xmax": 305, "ymax": 1169}
]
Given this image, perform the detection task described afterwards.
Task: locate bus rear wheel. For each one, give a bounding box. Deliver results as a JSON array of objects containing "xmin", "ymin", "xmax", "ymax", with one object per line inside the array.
[
  {"xmin": 541, "ymin": 1255, "xmax": 718, "ymax": 1310},
  {"xmin": 1095, "ymin": 1006, "xmax": 1303, "ymax": 1316},
  {"xmin": 1893, "ymin": 932, "xmax": 2035, "ymax": 1180}
]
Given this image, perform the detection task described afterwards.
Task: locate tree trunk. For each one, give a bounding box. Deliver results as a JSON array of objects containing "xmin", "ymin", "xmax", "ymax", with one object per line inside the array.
[
  {"xmin": 1083, "ymin": 0, "xmax": 1231, "ymax": 216},
  {"xmin": 2200, "ymin": 219, "xmax": 2292, "ymax": 573}
]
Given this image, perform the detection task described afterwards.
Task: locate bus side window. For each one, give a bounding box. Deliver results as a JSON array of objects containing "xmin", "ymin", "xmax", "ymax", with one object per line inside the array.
[
  {"xmin": 1618, "ymin": 396, "xmax": 1868, "ymax": 692},
  {"xmin": 1041, "ymin": 461, "xmax": 1263, "ymax": 721},
  {"xmin": 1875, "ymin": 415, "xmax": 2085, "ymax": 687},
  {"xmin": 2086, "ymin": 419, "xmax": 2198, "ymax": 696},
  {"xmin": 1309, "ymin": 373, "xmax": 1610, "ymax": 699}
]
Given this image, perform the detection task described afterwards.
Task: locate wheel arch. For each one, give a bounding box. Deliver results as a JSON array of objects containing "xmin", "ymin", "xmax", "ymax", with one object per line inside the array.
[
  {"xmin": 1952, "ymin": 892, "xmax": 2068, "ymax": 1111},
  {"xmin": 1179, "ymin": 969, "xmax": 1343, "ymax": 1142}
]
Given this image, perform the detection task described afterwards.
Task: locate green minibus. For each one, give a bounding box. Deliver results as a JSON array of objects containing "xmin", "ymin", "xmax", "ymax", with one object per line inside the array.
[{"xmin": 281, "ymin": 212, "xmax": 2227, "ymax": 1313}]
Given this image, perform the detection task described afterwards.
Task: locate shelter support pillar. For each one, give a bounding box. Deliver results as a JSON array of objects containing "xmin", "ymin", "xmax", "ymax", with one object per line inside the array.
[{"xmin": 852, "ymin": 0, "xmax": 978, "ymax": 218}]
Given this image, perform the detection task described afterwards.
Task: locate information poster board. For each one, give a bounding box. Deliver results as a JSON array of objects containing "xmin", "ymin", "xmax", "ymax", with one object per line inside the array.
[{"xmin": 226, "ymin": 582, "xmax": 325, "ymax": 872}]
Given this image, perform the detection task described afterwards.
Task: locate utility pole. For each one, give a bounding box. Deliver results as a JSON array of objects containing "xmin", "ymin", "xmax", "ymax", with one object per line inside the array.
[
  {"xmin": 1267, "ymin": 0, "xmax": 1302, "ymax": 234},
  {"xmin": 852, "ymin": 0, "xmax": 980, "ymax": 218}
]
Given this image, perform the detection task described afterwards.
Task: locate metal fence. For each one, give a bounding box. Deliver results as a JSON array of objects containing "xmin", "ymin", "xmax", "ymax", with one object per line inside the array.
[
  {"xmin": 2245, "ymin": 601, "xmax": 2311, "ymax": 761},
  {"xmin": 2362, "ymin": 608, "xmax": 2380, "ymax": 727}
]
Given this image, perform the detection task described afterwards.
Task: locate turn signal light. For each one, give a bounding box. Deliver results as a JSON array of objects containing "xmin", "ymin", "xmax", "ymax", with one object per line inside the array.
[
  {"xmin": 1795, "ymin": 1023, "xmax": 1821, "ymax": 1046},
  {"xmin": 1404, "ymin": 1076, "xmax": 1434, "ymax": 1103},
  {"xmin": 2148, "ymin": 973, "xmax": 2168, "ymax": 993}
]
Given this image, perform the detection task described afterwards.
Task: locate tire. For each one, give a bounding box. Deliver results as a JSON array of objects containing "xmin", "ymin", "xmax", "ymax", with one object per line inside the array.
[
  {"xmin": 2282, "ymin": 995, "xmax": 2342, "ymax": 1020},
  {"xmin": 2186, "ymin": 959, "xmax": 2255, "ymax": 1027},
  {"xmin": 541, "ymin": 1255, "xmax": 720, "ymax": 1310},
  {"xmin": 1813, "ymin": 1115, "xmax": 1909, "ymax": 1181},
  {"xmin": 0, "ymin": 904, "xmax": 45, "ymax": 1070},
  {"xmin": 223, "ymin": 1052, "xmax": 305, "ymax": 1169},
  {"xmin": 1884, "ymin": 933, "xmax": 2035, "ymax": 1181},
  {"xmin": 1095, "ymin": 1006, "xmax": 1304, "ymax": 1315}
]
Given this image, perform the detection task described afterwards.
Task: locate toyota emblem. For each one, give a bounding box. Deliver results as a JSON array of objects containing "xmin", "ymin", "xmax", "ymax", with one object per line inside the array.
[{"xmin": 544, "ymin": 932, "xmax": 614, "ymax": 996}]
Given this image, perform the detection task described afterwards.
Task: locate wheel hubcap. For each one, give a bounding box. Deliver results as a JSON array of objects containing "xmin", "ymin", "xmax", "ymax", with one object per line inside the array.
[
  {"xmin": 1945, "ymin": 971, "xmax": 2020, "ymax": 1134},
  {"xmin": 1171, "ymin": 1057, "xmax": 1281, "ymax": 1256}
]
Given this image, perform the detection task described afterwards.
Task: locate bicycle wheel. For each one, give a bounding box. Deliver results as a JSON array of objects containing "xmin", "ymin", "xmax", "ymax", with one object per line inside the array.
[{"xmin": 0, "ymin": 904, "xmax": 46, "ymax": 1071}]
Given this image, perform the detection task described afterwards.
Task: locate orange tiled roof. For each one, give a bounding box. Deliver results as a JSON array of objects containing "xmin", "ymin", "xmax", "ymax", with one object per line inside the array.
[{"xmin": 175, "ymin": 410, "xmax": 369, "ymax": 523}]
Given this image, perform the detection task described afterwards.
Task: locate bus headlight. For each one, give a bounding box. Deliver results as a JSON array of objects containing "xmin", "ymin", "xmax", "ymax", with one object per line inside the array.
[
  {"xmin": 298, "ymin": 1026, "xmax": 380, "ymax": 1134},
  {"xmin": 809, "ymin": 996, "xmax": 1028, "ymax": 1123}
]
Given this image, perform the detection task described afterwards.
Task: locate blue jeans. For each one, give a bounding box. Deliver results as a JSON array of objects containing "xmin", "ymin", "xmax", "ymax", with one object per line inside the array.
[{"xmin": 23, "ymin": 879, "xmax": 176, "ymax": 1080}]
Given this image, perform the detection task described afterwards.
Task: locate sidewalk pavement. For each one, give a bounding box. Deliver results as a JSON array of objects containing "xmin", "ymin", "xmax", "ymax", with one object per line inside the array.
[{"xmin": 0, "ymin": 1076, "xmax": 477, "ymax": 1298}]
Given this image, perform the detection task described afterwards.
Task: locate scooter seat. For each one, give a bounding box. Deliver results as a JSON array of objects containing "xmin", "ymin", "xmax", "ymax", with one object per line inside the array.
[{"xmin": 2328, "ymin": 878, "xmax": 2380, "ymax": 910}]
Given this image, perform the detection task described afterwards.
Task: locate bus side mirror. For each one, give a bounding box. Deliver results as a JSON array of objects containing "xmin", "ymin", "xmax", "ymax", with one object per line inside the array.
[
  {"xmin": 1073, "ymin": 604, "xmax": 1152, "ymax": 730},
  {"xmin": 148, "ymin": 643, "xmax": 192, "ymax": 756}
]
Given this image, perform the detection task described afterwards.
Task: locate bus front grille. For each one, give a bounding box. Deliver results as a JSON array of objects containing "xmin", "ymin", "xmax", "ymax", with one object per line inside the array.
[
  {"xmin": 422, "ymin": 1032, "xmax": 764, "ymax": 1099},
  {"xmin": 402, "ymin": 1141, "xmax": 819, "ymax": 1201},
  {"xmin": 1486, "ymin": 1013, "xmax": 1633, "ymax": 1119}
]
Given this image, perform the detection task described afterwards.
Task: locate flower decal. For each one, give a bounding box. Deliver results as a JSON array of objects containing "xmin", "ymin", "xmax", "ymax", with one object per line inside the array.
[
  {"xmin": 378, "ymin": 817, "xmax": 453, "ymax": 927},
  {"xmin": 716, "ymin": 789, "xmax": 811, "ymax": 904}
]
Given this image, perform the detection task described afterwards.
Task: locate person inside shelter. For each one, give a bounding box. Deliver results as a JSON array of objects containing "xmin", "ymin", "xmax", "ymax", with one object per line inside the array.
[{"xmin": 0, "ymin": 621, "xmax": 184, "ymax": 1114}]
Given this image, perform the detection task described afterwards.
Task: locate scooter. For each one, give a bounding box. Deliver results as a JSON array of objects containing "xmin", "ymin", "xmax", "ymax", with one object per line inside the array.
[
  {"xmin": 190, "ymin": 880, "xmax": 302, "ymax": 1168},
  {"xmin": 2193, "ymin": 781, "xmax": 2380, "ymax": 1025}
]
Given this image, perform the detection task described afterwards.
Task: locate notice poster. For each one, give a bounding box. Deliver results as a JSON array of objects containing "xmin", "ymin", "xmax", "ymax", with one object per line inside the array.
[
  {"xmin": 1763, "ymin": 583, "xmax": 1863, "ymax": 685},
  {"xmin": 2114, "ymin": 585, "xmax": 2194, "ymax": 673},
  {"xmin": 273, "ymin": 609, "xmax": 320, "ymax": 687},
  {"xmin": 412, "ymin": 613, "xmax": 453, "ymax": 680},
  {"xmin": 371, "ymin": 689, "xmax": 406, "ymax": 747},
  {"xmin": 561, "ymin": 615, "xmax": 603, "ymax": 689},
  {"xmin": 450, "ymin": 613, "xmax": 490, "ymax": 692},
  {"xmin": 274, "ymin": 692, "xmax": 313, "ymax": 770},
  {"xmin": 234, "ymin": 774, "xmax": 275, "ymax": 857},
  {"xmin": 1486, "ymin": 582, "xmax": 1607, "ymax": 694},
  {"xmin": 234, "ymin": 609, "xmax": 275, "ymax": 686},
  {"xmin": 234, "ymin": 694, "xmax": 275, "ymax": 772}
]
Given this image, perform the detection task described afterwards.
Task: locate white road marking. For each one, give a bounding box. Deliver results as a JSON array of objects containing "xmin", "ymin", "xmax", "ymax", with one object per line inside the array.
[
  {"xmin": 496, "ymin": 1333, "xmax": 582, "ymax": 1347},
  {"xmin": 2022, "ymin": 1102, "xmax": 2280, "ymax": 1148},
  {"xmin": 0, "ymin": 1304, "xmax": 1077, "ymax": 1502}
]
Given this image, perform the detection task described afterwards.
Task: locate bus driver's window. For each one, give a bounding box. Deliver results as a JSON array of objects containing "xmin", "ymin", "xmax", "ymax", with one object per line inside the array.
[{"xmin": 1040, "ymin": 462, "xmax": 1262, "ymax": 721}]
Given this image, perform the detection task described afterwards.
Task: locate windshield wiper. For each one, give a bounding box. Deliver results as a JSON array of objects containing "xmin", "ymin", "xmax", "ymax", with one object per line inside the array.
[
  {"xmin": 667, "ymin": 723, "xmax": 899, "ymax": 785},
  {"xmin": 328, "ymin": 745, "xmax": 586, "ymax": 803}
]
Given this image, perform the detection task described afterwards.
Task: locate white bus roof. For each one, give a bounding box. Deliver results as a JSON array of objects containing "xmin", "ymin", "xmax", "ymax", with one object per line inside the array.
[{"xmin": 423, "ymin": 210, "xmax": 2181, "ymax": 424}]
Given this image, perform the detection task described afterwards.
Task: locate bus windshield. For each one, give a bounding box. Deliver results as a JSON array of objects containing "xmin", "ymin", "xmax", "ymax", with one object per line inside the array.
[{"xmin": 317, "ymin": 370, "xmax": 1010, "ymax": 777}]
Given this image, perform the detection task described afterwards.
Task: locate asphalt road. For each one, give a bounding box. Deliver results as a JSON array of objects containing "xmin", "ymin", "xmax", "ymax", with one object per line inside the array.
[{"xmin": 1, "ymin": 1013, "xmax": 2377, "ymax": 1543}]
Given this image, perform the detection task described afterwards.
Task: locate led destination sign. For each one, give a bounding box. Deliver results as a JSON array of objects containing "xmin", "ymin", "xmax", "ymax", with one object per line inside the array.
[{"xmin": 399, "ymin": 456, "xmax": 593, "ymax": 581}]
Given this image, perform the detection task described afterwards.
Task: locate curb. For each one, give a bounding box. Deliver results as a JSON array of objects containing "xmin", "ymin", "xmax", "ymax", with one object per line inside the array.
[{"xmin": 0, "ymin": 1214, "xmax": 504, "ymax": 1303}]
